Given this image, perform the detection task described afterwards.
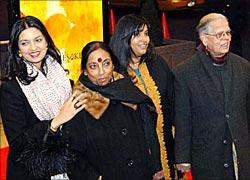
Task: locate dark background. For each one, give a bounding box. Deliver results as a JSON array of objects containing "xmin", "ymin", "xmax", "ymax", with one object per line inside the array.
[
  {"xmin": 167, "ymin": 5, "xmax": 250, "ymax": 60},
  {"xmin": 110, "ymin": 0, "xmax": 250, "ymax": 61},
  {"xmin": 1, "ymin": 0, "xmax": 250, "ymax": 61}
]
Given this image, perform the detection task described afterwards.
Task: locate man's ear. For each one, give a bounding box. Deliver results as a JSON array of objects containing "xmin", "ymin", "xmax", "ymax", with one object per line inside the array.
[{"xmin": 200, "ymin": 33, "xmax": 207, "ymax": 47}]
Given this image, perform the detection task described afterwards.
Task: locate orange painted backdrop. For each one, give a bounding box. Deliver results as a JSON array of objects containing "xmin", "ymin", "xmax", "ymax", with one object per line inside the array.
[{"xmin": 20, "ymin": 0, "xmax": 103, "ymax": 81}]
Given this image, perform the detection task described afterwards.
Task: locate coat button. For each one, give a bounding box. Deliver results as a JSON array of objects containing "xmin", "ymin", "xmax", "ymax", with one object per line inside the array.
[
  {"xmin": 127, "ymin": 159, "xmax": 134, "ymax": 167},
  {"xmin": 121, "ymin": 128, "xmax": 128, "ymax": 136},
  {"xmin": 223, "ymin": 140, "xmax": 227, "ymax": 144},
  {"xmin": 224, "ymin": 163, "xmax": 229, "ymax": 168}
]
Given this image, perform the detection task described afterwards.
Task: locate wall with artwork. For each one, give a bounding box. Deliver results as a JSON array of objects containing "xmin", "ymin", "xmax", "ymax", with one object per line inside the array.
[{"xmin": 20, "ymin": 0, "xmax": 104, "ymax": 81}]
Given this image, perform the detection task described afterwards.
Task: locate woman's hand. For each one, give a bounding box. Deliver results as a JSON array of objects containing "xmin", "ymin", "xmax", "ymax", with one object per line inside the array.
[
  {"xmin": 50, "ymin": 91, "xmax": 87, "ymax": 130},
  {"xmin": 153, "ymin": 170, "xmax": 164, "ymax": 180},
  {"xmin": 176, "ymin": 163, "xmax": 191, "ymax": 173}
]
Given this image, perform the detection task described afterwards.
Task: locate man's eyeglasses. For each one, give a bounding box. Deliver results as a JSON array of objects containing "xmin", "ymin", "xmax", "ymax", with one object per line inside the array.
[{"xmin": 204, "ymin": 30, "xmax": 232, "ymax": 40}]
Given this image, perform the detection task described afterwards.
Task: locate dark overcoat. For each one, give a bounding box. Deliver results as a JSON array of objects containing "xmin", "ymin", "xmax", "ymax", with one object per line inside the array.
[
  {"xmin": 0, "ymin": 80, "xmax": 52, "ymax": 180},
  {"xmin": 146, "ymin": 55, "xmax": 175, "ymax": 177},
  {"xmin": 63, "ymin": 77, "xmax": 162, "ymax": 180},
  {"xmin": 173, "ymin": 49, "xmax": 250, "ymax": 180}
]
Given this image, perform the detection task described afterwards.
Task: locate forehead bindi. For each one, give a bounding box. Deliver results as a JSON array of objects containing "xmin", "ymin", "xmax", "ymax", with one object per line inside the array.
[
  {"xmin": 87, "ymin": 49, "xmax": 111, "ymax": 64},
  {"xmin": 97, "ymin": 57, "xmax": 102, "ymax": 63}
]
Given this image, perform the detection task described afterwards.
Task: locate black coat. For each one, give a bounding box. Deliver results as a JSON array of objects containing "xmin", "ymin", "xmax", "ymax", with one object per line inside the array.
[
  {"xmin": 173, "ymin": 49, "xmax": 250, "ymax": 179},
  {"xmin": 0, "ymin": 80, "xmax": 51, "ymax": 180},
  {"xmin": 64, "ymin": 76, "xmax": 162, "ymax": 180},
  {"xmin": 145, "ymin": 55, "xmax": 175, "ymax": 176},
  {"xmin": 0, "ymin": 80, "xmax": 72, "ymax": 180}
]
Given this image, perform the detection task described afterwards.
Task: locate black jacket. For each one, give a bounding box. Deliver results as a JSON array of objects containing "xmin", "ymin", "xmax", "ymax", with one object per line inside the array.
[
  {"xmin": 0, "ymin": 80, "xmax": 73, "ymax": 180},
  {"xmin": 64, "ymin": 75, "xmax": 162, "ymax": 180},
  {"xmin": 146, "ymin": 55, "xmax": 175, "ymax": 176},
  {"xmin": 173, "ymin": 48, "xmax": 250, "ymax": 179}
]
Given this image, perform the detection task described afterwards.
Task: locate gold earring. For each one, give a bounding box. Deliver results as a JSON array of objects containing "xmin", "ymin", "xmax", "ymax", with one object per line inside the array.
[{"xmin": 18, "ymin": 51, "xmax": 22, "ymax": 57}]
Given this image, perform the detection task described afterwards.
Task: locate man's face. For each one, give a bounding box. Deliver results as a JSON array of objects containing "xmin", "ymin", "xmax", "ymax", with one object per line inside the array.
[{"xmin": 201, "ymin": 18, "xmax": 231, "ymax": 57}]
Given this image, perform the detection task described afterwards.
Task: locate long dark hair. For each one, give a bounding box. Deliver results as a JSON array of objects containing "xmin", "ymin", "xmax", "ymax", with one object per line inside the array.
[
  {"xmin": 2, "ymin": 16, "xmax": 61, "ymax": 84},
  {"xmin": 81, "ymin": 41, "xmax": 119, "ymax": 72},
  {"xmin": 109, "ymin": 14, "xmax": 155, "ymax": 73}
]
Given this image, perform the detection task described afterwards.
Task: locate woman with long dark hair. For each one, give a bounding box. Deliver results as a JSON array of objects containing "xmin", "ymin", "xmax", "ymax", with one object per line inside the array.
[
  {"xmin": 109, "ymin": 14, "xmax": 175, "ymax": 179},
  {"xmin": 0, "ymin": 16, "xmax": 84, "ymax": 180}
]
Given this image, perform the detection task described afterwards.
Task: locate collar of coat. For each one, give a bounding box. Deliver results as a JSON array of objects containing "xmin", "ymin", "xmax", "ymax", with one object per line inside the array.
[
  {"xmin": 198, "ymin": 43, "xmax": 228, "ymax": 65},
  {"xmin": 74, "ymin": 72, "xmax": 139, "ymax": 119}
]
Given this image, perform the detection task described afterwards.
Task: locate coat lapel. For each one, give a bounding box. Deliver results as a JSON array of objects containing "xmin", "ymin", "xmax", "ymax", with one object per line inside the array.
[
  {"xmin": 221, "ymin": 55, "xmax": 233, "ymax": 115},
  {"xmin": 197, "ymin": 51, "xmax": 225, "ymax": 113}
]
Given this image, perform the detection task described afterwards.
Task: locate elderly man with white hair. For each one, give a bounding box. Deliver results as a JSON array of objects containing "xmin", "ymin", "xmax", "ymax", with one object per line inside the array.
[{"xmin": 173, "ymin": 13, "xmax": 250, "ymax": 179}]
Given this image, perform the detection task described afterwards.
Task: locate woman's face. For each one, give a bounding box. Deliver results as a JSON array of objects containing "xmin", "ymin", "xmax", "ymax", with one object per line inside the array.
[
  {"xmin": 130, "ymin": 25, "xmax": 150, "ymax": 61},
  {"xmin": 18, "ymin": 27, "xmax": 48, "ymax": 69},
  {"xmin": 84, "ymin": 48, "xmax": 114, "ymax": 86}
]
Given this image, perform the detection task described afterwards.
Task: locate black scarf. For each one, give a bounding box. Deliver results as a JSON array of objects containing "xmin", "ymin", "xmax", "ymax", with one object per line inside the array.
[
  {"xmin": 79, "ymin": 73, "xmax": 152, "ymax": 105},
  {"xmin": 79, "ymin": 73, "xmax": 162, "ymax": 173}
]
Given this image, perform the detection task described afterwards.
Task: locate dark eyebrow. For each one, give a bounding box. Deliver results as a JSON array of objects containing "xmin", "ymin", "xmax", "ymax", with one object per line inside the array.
[
  {"xmin": 35, "ymin": 35, "xmax": 43, "ymax": 39},
  {"xmin": 19, "ymin": 39, "xmax": 29, "ymax": 42},
  {"xmin": 19, "ymin": 35, "xmax": 43, "ymax": 43},
  {"xmin": 103, "ymin": 58, "xmax": 111, "ymax": 61},
  {"xmin": 88, "ymin": 62, "xmax": 97, "ymax": 65}
]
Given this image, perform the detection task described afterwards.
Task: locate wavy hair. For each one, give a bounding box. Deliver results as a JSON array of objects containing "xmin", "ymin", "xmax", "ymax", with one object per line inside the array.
[
  {"xmin": 109, "ymin": 14, "xmax": 155, "ymax": 74},
  {"xmin": 2, "ymin": 16, "xmax": 61, "ymax": 84}
]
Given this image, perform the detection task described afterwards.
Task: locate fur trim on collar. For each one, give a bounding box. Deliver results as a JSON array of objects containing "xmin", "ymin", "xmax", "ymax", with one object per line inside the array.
[
  {"xmin": 74, "ymin": 72, "xmax": 137, "ymax": 119},
  {"xmin": 74, "ymin": 82, "xmax": 110, "ymax": 119}
]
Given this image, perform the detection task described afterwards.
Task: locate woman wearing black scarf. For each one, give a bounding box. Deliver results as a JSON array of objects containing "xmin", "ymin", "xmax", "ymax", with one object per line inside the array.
[{"xmin": 62, "ymin": 41, "xmax": 163, "ymax": 180}]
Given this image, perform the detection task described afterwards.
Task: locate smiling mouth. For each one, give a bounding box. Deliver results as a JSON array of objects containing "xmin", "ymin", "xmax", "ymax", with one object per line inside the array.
[
  {"xmin": 221, "ymin": 44, "xmax": 229, "ymax": 49},
  {"xmin": 29, "ymin": 51, "xmax": 40, "ymax": 58},
  {"xmin": 139, "ymin": 44, "xmax": 147, "ymax": 48}
]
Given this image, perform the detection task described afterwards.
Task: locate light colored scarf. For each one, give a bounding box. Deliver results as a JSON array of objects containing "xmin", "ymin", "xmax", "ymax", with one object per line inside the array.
[{"xmin": 17, "ymin": 56, "xmax": 72, "ymax": 120}]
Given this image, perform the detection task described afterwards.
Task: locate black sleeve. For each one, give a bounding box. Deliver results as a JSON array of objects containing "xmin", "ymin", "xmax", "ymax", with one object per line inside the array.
[
  {"xmin": 173, "ymin": 69, "xmax": 192, "ymax": 164},
  {"xmin": 247, "ymin": 75, "xmax": 250, "ymax": 136},
  {"xmin": 151, "ymin": 55, "xmax": 174, "ymax": 126},
  {"xmin": 0, "ymin": 80, "xmax": 50, "ymax": 153},
  {"xmin": 140, "ymin": 103, "xmax": 162, "ymax": 174},
  {"xmin": 159, "ymin": 55, "xmax": 175, "ymax": 125},
  {"xmin": 0, "ymin": 80, "xmax": 74, "ymax": 178},
  {"xmin": 62, "ymin": 112, "xmax": 100, "ymax": 179}
]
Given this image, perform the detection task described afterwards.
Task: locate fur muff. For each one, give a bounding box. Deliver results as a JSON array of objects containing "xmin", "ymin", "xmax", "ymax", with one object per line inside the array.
[{"xmin": 16, "ymin": 131, "xmax": 76, "ymax": 179}]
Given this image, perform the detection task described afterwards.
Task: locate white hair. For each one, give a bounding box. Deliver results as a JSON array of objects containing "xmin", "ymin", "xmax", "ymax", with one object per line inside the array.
[{"xmin": 196, "ymin": 13, "xmax": 228, "ymax": 36}]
